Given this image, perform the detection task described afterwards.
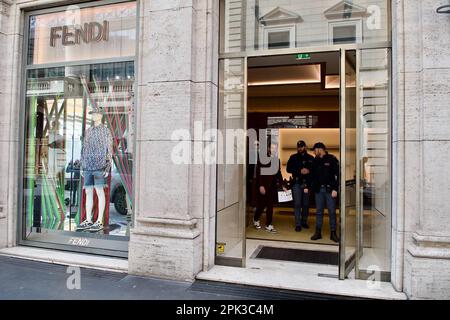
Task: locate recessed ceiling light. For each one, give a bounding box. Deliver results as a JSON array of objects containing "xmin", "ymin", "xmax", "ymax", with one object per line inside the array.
[
  {"xmin": 248, "ymin": 64, "xmax": 321, "ymax": 86},
  {"xmin": 325, "ymin": 75, "xmax": 340, "ymax": 89}
]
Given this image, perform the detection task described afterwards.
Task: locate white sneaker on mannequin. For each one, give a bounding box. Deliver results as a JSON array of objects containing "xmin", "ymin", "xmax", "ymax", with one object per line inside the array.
[
  {"xmin": 76, "ymin": 220, "xmax": 93, "ymax": 231},
  {"xmin": 89, "ymin": 221, "xmax": 104, "ymax": 232}
]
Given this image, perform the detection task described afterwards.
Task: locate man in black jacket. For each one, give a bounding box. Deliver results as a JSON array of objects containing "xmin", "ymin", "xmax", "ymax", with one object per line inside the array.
[
  {"xmin": 310, "ymin": 142, "xmax": 340, "ymax": 243},
  {"xmin": 286, "ymin": 140, "xmax": 314, "ymax": 232},
  {"xmin": 254, "ymin": 143, "xmax": 286, "ymax": 233}
]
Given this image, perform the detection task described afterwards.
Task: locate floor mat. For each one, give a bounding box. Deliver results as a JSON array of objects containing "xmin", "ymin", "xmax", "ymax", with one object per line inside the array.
[{"xmin": 254, "ymin": 246, "xmax": 338, "ymax": 265}]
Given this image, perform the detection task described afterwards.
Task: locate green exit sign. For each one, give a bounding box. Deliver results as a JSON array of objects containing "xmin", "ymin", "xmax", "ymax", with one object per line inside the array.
[{"xmin": 296, "ymin": 53, "xmax": 311, "ymax": 60}]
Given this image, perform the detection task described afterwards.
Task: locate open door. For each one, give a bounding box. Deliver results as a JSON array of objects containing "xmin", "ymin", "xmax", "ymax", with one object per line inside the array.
[
  {"xmin": 339, "ymin": 49, "xmax": 359, "ymax": 279},
  {"xmin": 215, "ymin": 58, "xmax": 247, "ymax": 267}
]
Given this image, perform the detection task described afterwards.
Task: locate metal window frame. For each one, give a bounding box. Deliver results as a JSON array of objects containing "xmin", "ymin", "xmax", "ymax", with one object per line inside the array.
[
  {"xmin": 328, "ymin": 19, "xmax": 363, "ymax": 45},
  {"xmin": 17, "ymin": 0, "xmax": 139, "ymax": 258},
  {"xmin": 219, "ymin": 42, "xmax": 392, "ymax": 59},
  {"xmin": 262, "ymin": 24, "xmax": 296, "ymax": 50}
]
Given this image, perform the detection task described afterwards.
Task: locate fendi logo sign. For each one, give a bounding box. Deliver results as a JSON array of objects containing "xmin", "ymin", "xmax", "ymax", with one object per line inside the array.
[{"xmin": 50, "ymin": 21, "xmax": 109, "ymax": 47}]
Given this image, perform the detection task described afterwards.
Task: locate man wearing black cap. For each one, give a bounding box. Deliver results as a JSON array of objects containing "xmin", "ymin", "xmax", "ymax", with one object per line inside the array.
[
  {"xmin": 287, "ymin": 140, "xmax": 314, "ymax": 232},
  {"xmin": 310, "ymin": 142, "xmax": 340, "ymax": 242}
]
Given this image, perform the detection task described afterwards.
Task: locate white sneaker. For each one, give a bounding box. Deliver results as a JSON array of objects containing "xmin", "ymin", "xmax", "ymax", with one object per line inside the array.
[
  {"xmin": 265, "ymin": 225, "xmax": 277, "ymax": 233},
  {"xmin": 76, "ymin": 220, "xmax": 93, "ymax": 231},
  {"xmin": 89, "ymin": 221, "xmax": 104, "ymax": 232},
  {"xmin": 253, "ymin": 220, "xmax": 261, "ymax": 229}
]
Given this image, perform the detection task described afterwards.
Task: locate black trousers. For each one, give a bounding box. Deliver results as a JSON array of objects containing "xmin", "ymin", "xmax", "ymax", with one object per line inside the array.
[
  {"xmin": 70, "ymin": 180, "xmax": 79, "ymax": 205},
  {"xmin": 254, "ymin": 185, "xmax": 277, "ymax": 226}
]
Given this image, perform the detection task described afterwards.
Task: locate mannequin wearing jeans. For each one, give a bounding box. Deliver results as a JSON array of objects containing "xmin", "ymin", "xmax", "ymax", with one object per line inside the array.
[{"xmin": 77, "ymin": 110, "xmax": 113, "ymax": 232}]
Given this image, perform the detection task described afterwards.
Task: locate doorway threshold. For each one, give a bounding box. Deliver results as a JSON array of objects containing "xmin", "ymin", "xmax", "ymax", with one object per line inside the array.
[
  {"xmin": 197, "ymin": 264, "xmax": 405, "ymax": 300},
  {"xmin": 198, "ymin": 240, "xmax": 405, "ymax": 300}
]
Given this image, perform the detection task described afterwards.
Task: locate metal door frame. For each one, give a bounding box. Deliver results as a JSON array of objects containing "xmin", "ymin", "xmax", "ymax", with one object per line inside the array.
[
  {"xmin": 339, "ymin": 48, "xmax": 362, "ymax": 280},
  {"xmin": 242, "ymin": 49, "xmax": 344, "ymax": 269},
  {"xmin": 216, "ymin": 47, "xmax": 367, "ymax": 277},
  {"xmin": 216, "ymin": 0, "xmax": 392, "ymax": 279}
]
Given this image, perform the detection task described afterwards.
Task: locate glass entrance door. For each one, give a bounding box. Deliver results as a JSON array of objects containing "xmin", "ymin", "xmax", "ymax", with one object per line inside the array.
[
  {"xmin": 339, "ymin": 48, "xmax": 392, "ymax": 281},
  {"xmin": 339, "ymin": 49, "xmax": 359, "ymax": 279},
  {"xmin": 356, "ymin": 48, "xmax": 392, "ymax": 281},
  {"xmin": 216, "ymin": 58, "xmax": 247, "ymax": 267},
  {"xmin": 215, "ymin": 49, "xmax": 392, "ymax": 281}
]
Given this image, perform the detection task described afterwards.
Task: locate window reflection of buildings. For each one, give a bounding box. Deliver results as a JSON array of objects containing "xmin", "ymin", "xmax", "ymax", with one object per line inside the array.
[{"xmin": 223, "ymin": 0, "xmax": 388, "ymax": 52}]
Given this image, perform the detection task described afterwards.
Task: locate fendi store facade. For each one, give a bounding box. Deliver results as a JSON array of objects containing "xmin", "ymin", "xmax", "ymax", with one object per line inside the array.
[{"xmin": 0, "ymin": 0, "xmax": 449, "ymax": 300}]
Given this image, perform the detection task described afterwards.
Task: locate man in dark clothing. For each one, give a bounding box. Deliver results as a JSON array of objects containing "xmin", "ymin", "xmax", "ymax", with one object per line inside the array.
[
  {"xmin": 66, "ymin": 160, "xmax": 81, "ymax": 206},
  {"xmin": 286, "ymin": 140, "xmax": 314, "ymax": 232},
  {"xmin": 254, "ymin": 143, "xmax": 286, "ymax": 233},
  {"xmin": 310, "ymin": 142, "xmax": 340, "ymax": 243}
]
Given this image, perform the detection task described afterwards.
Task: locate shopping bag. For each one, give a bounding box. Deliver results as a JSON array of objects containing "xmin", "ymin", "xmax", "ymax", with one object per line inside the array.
[{"xmin": 278, "ymin": 189, "xmax": 293, "ymax": 202}]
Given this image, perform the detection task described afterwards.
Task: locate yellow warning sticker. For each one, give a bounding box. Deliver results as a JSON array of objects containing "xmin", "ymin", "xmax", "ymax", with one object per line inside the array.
[{"xmin": 216, "ymin": 243, "xmax": 225, "ymax": 254}]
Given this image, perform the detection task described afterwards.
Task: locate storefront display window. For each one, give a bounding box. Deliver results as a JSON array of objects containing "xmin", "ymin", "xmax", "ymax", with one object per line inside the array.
[{"xmin": 21, "ymin": 1, "xmax": 136, "ymax": 256}]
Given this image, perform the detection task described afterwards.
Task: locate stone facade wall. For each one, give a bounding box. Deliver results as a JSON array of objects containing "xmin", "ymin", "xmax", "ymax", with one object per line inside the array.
[
  {"xmin": 392, "ymin": 0, "xmax": 450, "ymax": 299},
  {"xmin": 0, "ymin": 0, "xmax": 21, "ymax": 250},
  {"xmin": 128, "ymin": 0, "xmax": 219, "ymax": 281}
]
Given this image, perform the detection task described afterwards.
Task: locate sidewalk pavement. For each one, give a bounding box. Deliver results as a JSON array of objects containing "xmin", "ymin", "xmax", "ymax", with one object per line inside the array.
[{"xmin": 0, "ymin": 255, "xmax": 359, "ymax": 300}]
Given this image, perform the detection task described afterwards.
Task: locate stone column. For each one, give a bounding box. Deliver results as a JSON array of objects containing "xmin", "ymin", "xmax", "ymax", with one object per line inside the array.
[
  {"xmin": 393, "ymin": 0, "xmax": 450, "ymax": 299},
  {"xmin": 0, "ymin": 0, "xmax": 21, "ymax": 249},
  {"xmin": 128, "ymin": 0, "xmax": 219, "ymax": 281}
]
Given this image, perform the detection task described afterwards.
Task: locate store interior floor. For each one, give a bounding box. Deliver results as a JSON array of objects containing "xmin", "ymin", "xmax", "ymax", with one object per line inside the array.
[
  {"xmin": 246, "ymin": 207, "xmax": 338, "ymax": 245},
  {"xmin": 245, "ymin": 206, "xmax": 391, "ymax": 271}
]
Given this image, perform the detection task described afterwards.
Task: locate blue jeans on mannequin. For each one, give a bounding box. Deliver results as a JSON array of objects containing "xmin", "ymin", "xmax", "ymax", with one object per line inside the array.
[
  {"xmin": 315, "ymin": 186, "xmax": 337, "ymax": 232},
  {"xmin": 292, "ymin": 183, "xmax": 309, "ymax": 227}
]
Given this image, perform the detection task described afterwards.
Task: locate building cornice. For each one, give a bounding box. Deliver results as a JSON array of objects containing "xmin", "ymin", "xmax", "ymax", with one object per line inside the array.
[
  {"xmin": 132, "ymin": 217, "xmax": 201, "ymax": 239},
  {"xmin": 407, "ymin": 232, "xmax": 450, "ymax": 259}
]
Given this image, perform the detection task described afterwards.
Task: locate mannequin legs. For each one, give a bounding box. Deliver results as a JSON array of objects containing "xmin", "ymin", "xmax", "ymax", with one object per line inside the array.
[
  {"xmin": 84, "ymin": 186, "xmax": 105, "ymax": 224},
  {"xmin": 85, "ymin": 187, "xmax": 94, "ymax": 223},
  {"xmin": 94, "ymin": 186, "xmax": 106, "ymax": 224}
]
